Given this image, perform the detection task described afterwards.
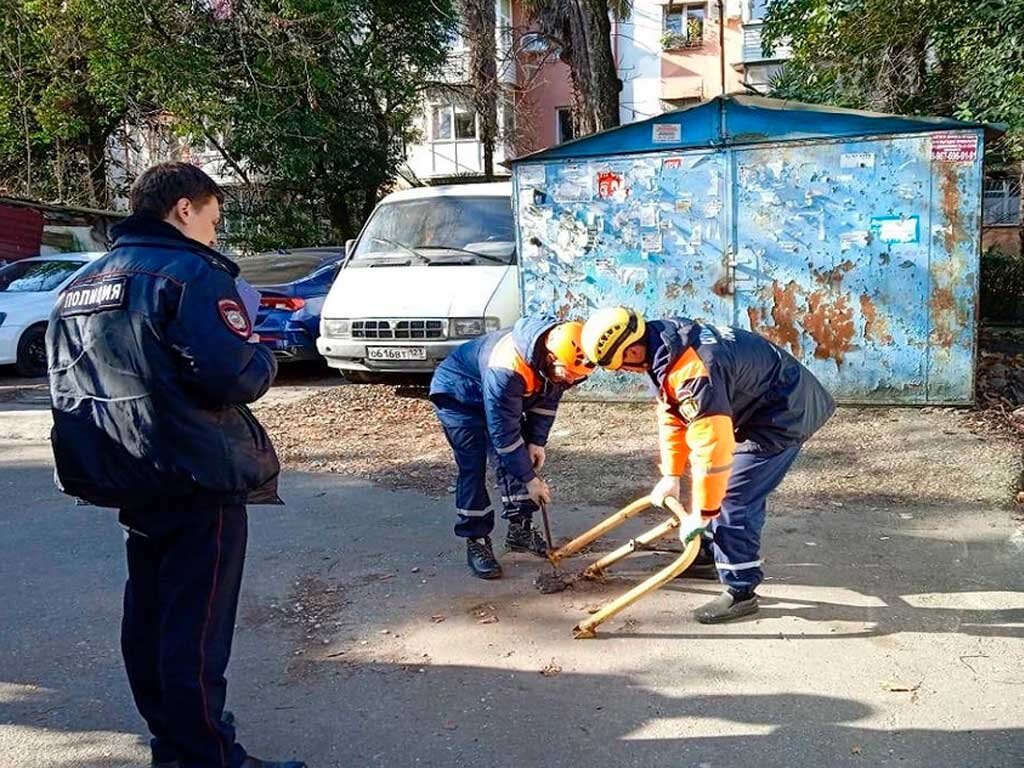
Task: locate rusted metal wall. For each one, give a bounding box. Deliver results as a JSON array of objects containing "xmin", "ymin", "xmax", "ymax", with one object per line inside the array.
[{"xmin": 513, "ymin": 130, "xmax": 983, "ymax": 403}]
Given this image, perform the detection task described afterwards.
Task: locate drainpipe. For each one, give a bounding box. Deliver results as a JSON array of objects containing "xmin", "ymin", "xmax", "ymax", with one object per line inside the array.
[{"xmin": 718, "ymin": 0, "xmax": 727, "ymax": 143}]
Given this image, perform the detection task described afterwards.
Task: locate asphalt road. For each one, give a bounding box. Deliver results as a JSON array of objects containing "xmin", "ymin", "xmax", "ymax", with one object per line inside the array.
[{"xmin": 1, "ymin": 369, "xmax": 1023, "ymax": 768}]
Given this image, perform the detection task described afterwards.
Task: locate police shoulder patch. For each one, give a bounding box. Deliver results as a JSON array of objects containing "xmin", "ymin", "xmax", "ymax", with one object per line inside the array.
[
  {"xmin": 218, "ymin": 298, "xmax": 251, "ymax": 338},
  {"xmin": 59, "ymin": 276, "xmax": 129, "ymax": 316}
]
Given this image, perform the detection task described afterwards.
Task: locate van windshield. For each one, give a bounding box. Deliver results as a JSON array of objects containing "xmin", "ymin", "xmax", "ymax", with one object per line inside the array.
[{"xmin": 349, "ymin": 195, "xmax": 516, "ymax": 267}]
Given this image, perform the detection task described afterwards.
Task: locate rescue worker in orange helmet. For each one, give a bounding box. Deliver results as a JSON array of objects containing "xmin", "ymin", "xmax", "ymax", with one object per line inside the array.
[
  {"xmin": 430, "ymin": 318, "xmax": 593, "ymax": 579},
  {"xmin": 582, "ymin": 307, "xmax": 835, "ymax": 623}
]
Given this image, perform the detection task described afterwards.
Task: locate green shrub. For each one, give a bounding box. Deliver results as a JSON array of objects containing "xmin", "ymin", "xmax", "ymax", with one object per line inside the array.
[{"xmin": 981, "ymin": 246, "xmax": 1024, "ymax": 324}]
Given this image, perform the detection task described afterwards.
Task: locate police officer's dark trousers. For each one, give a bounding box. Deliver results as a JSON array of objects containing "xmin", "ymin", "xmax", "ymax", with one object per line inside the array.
[{"xmin": 120, "ymin": 499, "xmax": 249, "ymax": 768}]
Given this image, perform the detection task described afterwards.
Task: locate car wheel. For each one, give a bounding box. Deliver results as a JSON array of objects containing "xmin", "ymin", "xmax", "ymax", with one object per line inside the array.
[
  {"xmin": 342, "ymin": 370, "xmax": 383, "ymax": 384},
  {"xmin": 15, "ymin": 324, "xmax": 48, "ymax": 377}
]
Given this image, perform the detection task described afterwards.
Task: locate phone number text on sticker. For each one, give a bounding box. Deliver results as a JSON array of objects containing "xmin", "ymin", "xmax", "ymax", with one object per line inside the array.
[{"xmin": 932, "ymin": 134, "xmax": 978, "ymax": 163}]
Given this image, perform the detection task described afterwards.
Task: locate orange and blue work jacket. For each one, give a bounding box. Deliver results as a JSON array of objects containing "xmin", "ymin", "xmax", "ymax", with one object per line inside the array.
[
  {"xmin": 645, "ymin": 319, "xmax": 836, "ymax": 513},
  {"xmin": 430, "ymin": 317, "xmax": 576, "ymax": 482}
]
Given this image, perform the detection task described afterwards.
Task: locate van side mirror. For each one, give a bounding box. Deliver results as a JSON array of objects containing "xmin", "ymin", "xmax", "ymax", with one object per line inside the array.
[{"xmin": 345, "ymin": 239, "xmax": 356, "ymax": 258}]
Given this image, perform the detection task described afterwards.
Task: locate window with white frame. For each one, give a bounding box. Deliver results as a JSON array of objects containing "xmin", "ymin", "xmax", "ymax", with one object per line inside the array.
[
  {"xmin": 663, "ymin": 3, "xmax": 707, "ymax": 49},
  {"xmin": 747, "ymin": 0, "xmax": 771, "ymax": 22},
  {"xmin": 984, "ymin": 177, "xmax": 1022, "ymax": 226},
  {"xmin": 500, "ymin": 94, "xmax": 515, "ymax": 142},
  {"xmin": 498, "ymin": 0, "xmax": 512, "ymax": 38},
  {"xmin": 430, "ymin": 101, "xmax": 478, "ymax": 142}
]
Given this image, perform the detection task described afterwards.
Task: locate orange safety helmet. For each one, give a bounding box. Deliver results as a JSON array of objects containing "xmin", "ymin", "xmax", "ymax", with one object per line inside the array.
[{"xmin": 545, "ymin": 321, "xmax": 594, "ymax": 382}]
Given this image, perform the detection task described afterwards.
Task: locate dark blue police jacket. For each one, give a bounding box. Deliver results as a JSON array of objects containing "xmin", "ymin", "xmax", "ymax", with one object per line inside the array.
[{"xmin": 47, "ymin": 214, "xmax": 281, "ymax": 508}]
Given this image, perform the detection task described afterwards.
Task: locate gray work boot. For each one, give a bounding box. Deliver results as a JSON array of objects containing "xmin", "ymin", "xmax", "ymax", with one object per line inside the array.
[
  {"xmin": 694, "ymin": 590, "xmax": 759, "ymax": 624},
  {"xmin": 505, "ymin": 518, "xmax": 548, "ymax": 557}
]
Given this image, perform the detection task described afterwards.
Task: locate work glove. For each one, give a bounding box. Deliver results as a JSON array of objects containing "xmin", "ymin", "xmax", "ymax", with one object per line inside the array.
[
  {"xmin": 526, "ymin": 476, "xmax": 551, "ymax": 506},
  {"xmin": 650, "ymin": 475, "xmax": 681, "ymax": 508},
  {"xmin": 527, "ymin": 444, "xmax": 546, "ymax": 471}
]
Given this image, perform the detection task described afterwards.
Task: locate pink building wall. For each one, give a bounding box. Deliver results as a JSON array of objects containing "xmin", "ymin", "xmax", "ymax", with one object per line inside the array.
[
  {"xmin": 511, "ymin": 2, "xmax": 574, "ymax": 156},
  {"xmin": 660, "ymin": 13, "xmax": 746, "ymax": 101}
]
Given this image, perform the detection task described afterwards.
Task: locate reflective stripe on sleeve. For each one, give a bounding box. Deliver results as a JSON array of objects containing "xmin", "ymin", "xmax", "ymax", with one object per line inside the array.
[{"xmin": 495, "ymin": 436, "xmax": 526, "ymax": 454}]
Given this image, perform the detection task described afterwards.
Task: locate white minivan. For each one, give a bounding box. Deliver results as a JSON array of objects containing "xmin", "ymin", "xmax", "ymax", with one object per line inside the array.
[{"xmin": 317, "ymin": 182, "xmax": 521, "ymax": 381}]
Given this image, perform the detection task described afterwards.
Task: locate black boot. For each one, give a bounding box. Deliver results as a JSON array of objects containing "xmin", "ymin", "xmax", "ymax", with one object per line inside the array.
[
  {"xmin": 694, "ymin": 590, "xmax": 759, "ymax": 624},
  {"xmin": 241, "ymin": 758, "xmax": 307, "ymax": 768},
  {"xmin": 505, "ymin": 518, "xmax": 548, "ymax": 557},
  {"xmin": 466, "ymin": 537, "xmax": 502, "ymax": 579},
  {"xmin": 677, "ymin": 546, "xmax": 718, "ymax": 580}
]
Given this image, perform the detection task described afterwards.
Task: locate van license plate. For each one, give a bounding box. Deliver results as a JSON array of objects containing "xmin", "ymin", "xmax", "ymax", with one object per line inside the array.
[{"xmin": 366, "ymin": 346, "xmax": 427, "ymax": 361}]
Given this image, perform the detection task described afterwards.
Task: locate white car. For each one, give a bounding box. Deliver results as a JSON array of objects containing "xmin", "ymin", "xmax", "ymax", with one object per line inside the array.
[
  {"xmin": 0, "ymin": 252, "xmax": 105, "ymax": 376},
  {"xmin": 317, "ymin": 182, "xmax": 521, "ymax": 382}
]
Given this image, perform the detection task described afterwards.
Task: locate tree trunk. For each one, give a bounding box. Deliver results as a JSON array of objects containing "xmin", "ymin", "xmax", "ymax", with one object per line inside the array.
[
  {"xmin": 459, "ymin": 0, "xmax": 499, "ymax": 180},
  {"xmin": 577, "ymin": 0, "xmax": 621, "ymax": 131},
  {"xmin": 524, "ymin": 0, "xmax": 623, "ymax": 137},
  {"xmin": 83, "ymin": 136, "xmax": 110, "ymax": 210},
  {"xmin": 326, "ymin": 191, "xmax": 356, "ymax": 243}
]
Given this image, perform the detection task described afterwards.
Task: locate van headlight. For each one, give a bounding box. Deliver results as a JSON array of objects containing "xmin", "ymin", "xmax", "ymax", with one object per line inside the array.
[
  {"xmin": 453, "ymin": 317, "xmax": 500, "ymax": 338},
  {"xmin": 322, "ymin": 319, "xmax": 350, "ymax": 338}
]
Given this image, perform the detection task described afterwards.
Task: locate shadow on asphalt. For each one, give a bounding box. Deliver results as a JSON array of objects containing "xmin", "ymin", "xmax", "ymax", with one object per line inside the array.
[{"xmin": 2, "ymin": 668, "xmax": 1022, "ymax": 767}]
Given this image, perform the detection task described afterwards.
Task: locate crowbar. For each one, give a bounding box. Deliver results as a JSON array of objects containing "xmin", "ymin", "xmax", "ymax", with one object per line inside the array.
[{"xmin": 544, "ymin": 495, "xmax": 706, "ymax": 639}]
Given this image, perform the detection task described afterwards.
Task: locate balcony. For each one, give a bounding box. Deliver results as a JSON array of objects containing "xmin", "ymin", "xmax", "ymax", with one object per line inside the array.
[{"xmin": 661, "ymin": 18, "xmax": 707, "ymax": 52}]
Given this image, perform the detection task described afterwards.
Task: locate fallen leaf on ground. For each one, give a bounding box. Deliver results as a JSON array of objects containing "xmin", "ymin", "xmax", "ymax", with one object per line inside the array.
[
  {"xmin": 442, "ymin": 721, "xmax": 457, "ymax": 731},
  {"xmin": 430, "ymin": 615, "xmax": 446, "ymax": 623},
  {"xmin": 851, "ymin": 745, "xmax": 862, "ymax": 755},
  {"xmin": 540, "ymin": 660, "xmax": 562, "ymax": 677},
  {"xmin": 882, "ymin": 680, "xmax": 921, "ymax": 692},
  {"xmin": 477, "ymin": 615, "xmax": 499, "ymax": 624}
]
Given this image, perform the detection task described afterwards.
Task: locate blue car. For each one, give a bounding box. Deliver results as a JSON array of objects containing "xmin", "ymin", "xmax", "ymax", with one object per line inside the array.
[{"xmin": 238, "ymin": 247, "xmax": 346, "ymax": 363}]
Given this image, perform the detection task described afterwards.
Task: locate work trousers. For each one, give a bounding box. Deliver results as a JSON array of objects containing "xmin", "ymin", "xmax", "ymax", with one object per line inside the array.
[
  {"xmin": 436, "ymin": 408, "xmax": 537, "ymax": 539},
  {"xmin": 707, "ymin": 445, "xmax": 802, "ymax": 594},
  {"xmin": 120, "ymin": 499, "xmax": 249, "ymax": 768}
]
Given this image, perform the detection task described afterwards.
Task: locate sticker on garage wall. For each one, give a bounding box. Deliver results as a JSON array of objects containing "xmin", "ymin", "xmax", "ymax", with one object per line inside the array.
[
  {"xmin": 931, "ymin": 134, "xmax": 978, "ymax": 163},
  {"xmin": 596, "ymin": 171, "xmax": 624, "ymax": 199},
  {"xmin": 652, "ymin": 123, "xmax": 682, "ymax": 143},
  {"xmin": 519, "ymin": 164, "xmax": 546, "ymax": 188},
  {"xmin": 839, "ymin": 230, "xmax": 871, "ymax": 251},
  {"xmin": 841, "ymin": 152, "xmax": 876, "ymax": 169},
  {"xmin": 870, "ymin": 215, "xmax": 920, "ymax": 245},
  {"xmin": 641, "ymin": 232, "xmax": 663, "ymax": 253},
  {"xmin": 552, "ymin": 164, "xmax": 593, "ymax": 202},
  {"xmin": 662, "ymin": 157, "xmax": 684, "ymax": 170}
]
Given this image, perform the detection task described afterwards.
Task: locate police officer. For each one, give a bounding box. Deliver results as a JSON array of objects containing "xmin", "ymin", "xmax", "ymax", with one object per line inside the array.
[
  {"xmin": 430, "ymin": 318, "xmax": 593, "ymax": 579},
  {"xmin": 47, "ymin": 162, "xmax": 305, "ymax": 768},
  {"xmin": 581, "ymin": 307, "xmax": 835, "ymax": 623}
]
